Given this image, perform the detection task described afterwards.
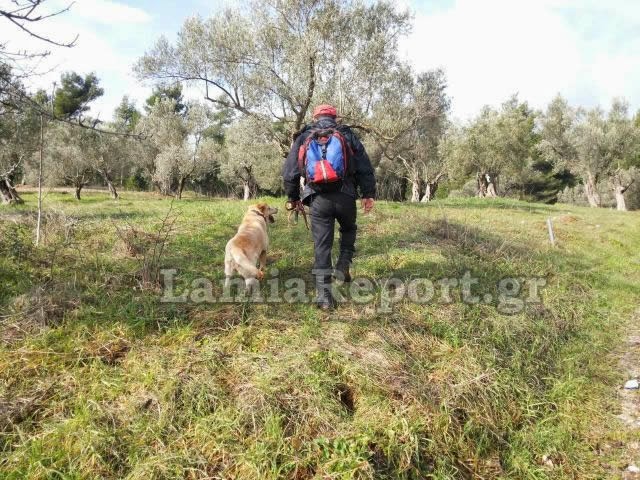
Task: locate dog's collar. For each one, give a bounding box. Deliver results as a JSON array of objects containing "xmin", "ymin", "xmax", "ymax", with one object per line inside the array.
[{"xmin": 251, "ymin": 209, "xmax": 268, "ymax": 222}]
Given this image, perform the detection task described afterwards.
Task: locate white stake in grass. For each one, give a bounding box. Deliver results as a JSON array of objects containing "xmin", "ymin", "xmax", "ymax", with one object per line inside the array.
[{"xmin": 547, "ymin": 217, "xmax": 556, "ymax": 247}]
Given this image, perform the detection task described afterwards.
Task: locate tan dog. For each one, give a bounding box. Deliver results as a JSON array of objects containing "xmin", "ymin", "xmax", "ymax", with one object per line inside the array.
[{"xmin": 224, "ymin": 202, "xmax": 278, "ymax": 292}]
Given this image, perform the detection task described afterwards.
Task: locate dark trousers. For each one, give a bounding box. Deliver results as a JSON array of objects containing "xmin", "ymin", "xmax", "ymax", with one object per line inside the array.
[{"xmin": 310, "ymin": 192, "xmax": 357, "ymax": 294}]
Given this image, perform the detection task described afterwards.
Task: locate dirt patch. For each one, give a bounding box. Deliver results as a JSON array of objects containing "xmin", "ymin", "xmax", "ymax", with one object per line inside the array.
[
  {"xmin": 617, "ymin": 309, "xmax": 640, "ymax": 479},
  {"xmin": 93, "ymin": 339, "xmax": 131, "ymax": 365},
  {"xmin": 556, "ymin": 214, "xmax": 579, "ymax": 224},
  {"xmin": 335, "ymin": 383, "xmax": 356, "ymax": 413},
  {"xmin": 618, "ymin": 333, "xmax": 640, "ymax": 429}
]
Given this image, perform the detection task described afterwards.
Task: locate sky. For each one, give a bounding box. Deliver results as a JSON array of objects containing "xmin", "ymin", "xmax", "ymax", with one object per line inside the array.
[{"xmin": 2, "ymin": 0, "xmax": 639, "ymax": 122}]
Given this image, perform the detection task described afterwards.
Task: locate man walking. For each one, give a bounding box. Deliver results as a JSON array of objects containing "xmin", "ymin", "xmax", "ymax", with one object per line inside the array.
[{"xmin": 283, "ymin": 104, "xmax": 376, "ymax": 310}]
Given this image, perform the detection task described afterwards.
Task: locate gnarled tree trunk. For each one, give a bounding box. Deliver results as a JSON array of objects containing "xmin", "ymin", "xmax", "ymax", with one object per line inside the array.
[
  {"xmin": 242, "ymin": 182, "xmax": 252, "ymax": 201},
  {"xmin": 106, "ymin": 178, "xmax": 119, "ymax": 200},
  {"xmin": 397, "ymin": 156, "xmax": 420, "ymax": 202},
  {"xmin": 614, "ymin": 185, "xmax": 627, "ymax": 211},
  {"xmin": 584, "ymin": 171, "xmax": 601, "ymax": 208},
  {"xmin": 476, "ymin": 172, "xmax": 487, "ymax": 197},
  {"xmin": 486, "ymin": 174, "xmax": 497, "ymax": 197},
  {"xmin": 97, "ymin": 169, "xmax": 119, "ymax": 200},
  {"xmin": 409, "ymin": 170, "xmax": 421, "ymax": 203},
  {"xmin": 0, "ymin": 176, "xmax": 23, "ymax": 204},
  {"xmin": 239, "ymin": 166, "xmax": 257, "ymax": 200},
  {"xmin": 176, "ymin": 176, "xmax": 186, "ymax": 200},
  {"xmin": 612, "ymin": 172, "xmax": 634, "ymax": 212},
  {"xmin": 420, "ymin": 173, "xmax": 445, "ymax": 203},
  {"xmin": 477, "ymin": 172, "xmax": 498, "ymax": 198},
  {"xmin": 410, "ymin": 180, "xmax": 420, "ymax": 202},
  {"xmin": 66, "ymin": 172, "xmax": 89, "ymax": 201},
  {"xmin": 155, "ymin": 179, "xmax": 175, "ymax": 197}
]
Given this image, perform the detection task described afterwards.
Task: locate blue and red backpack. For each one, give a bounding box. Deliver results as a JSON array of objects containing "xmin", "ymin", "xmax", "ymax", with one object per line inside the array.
[{"xmin": 298, "ymin": 128, "xmax": 352, "ymax": 184}]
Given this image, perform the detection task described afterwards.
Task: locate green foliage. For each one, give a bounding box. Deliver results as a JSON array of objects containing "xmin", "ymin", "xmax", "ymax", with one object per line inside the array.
[
  {"xmin": 53, "ymin": 71, "xmax": 104, "ymax": 118},
  {"xmin": 539, "ymin": 96, "xmax": 640, "ymax": 207},
  {"xmin": 124, "ymin": 169, "xmax": 149, "ymax": 191},
  {"xmin": 144, "ymin": 83, "xmax": 186, "ymax": 115},
  {"xmin": 539, "ymin": 96, "xmax": 639, "ymax": 179},
  {"xmin": 202, "ymin": 102, "xmax": 235, "ymax": 145},
  {"xmin": 113, "ymin": 96, "xmax": 141, "ymax": 133},
  {"xmin": 31, "ymin": 89, "xmax": 50, "ymax": 108},
  {"xmin": 505, "ymin": 160, "xmax": 577, "ymax": 204},
  {"xmin": 221, "ymin": 116, "xmax": 283, "ymax": 196},
  {"xmin": 444, "ymin": 95, "xmax": 537, "ymax": 195},
  {"xmin": 137, "ymin": 99, "xmax": 220, "ymax": 197},
  {"xmin": 0, "ymin": 81, "xmax": 42, "ymax": 193},
  {"xmin": 372, "ymin": 67, "xmax": 451, "ymax": 200}
]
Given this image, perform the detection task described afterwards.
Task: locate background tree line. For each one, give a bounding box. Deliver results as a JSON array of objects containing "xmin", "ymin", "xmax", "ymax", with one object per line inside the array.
[{"xmin": 2, "ymin": 0, "xmax": 639, "ymax": 210}]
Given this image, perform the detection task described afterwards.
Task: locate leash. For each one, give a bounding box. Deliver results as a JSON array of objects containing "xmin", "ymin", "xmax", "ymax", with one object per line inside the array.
[{"xmin": 286, "ymin": 201, "xmax": 309, "ymax": 230}]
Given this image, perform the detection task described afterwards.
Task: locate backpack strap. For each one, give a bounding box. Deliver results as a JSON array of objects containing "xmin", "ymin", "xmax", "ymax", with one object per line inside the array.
[{"xmin": 332, "ymin": 130, "xmax": 353, "ymax": 176}]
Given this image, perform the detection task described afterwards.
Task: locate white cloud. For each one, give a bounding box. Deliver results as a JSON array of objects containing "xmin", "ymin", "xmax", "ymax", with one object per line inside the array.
[
  {"xmin": 403, "ymin": 0, "xmax": 640, "ymax": 120},
  {"xmin": 68, "ymin": 0, "xmax": 151, "ymax": 24},
  {"xmin": 1, "ymin": 0, "xmax": 154, "ymax": 120}
]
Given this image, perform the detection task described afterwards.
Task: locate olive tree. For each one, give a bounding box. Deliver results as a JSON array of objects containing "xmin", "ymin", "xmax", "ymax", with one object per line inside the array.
[
  {"xmin": 222, "ymin": 117, "xmax": 283, "ymax": 200},
  {"xmin": 138, "ymin": 98, "xmax": 187, "ymax": 195},
  {"xmin": 445, "ymin": 96, "xmax": 535, "ymax": 197},
  {"xmin": 0, "ymin": 100, "xmax": 39, "ymax": 204},
  {"xmin": 605, "ymin": 100, "xmax": 639, "ymax": 211},
  {"xmin": 178, "ymin": 103, "xmax": 220, "ymax": 199},
  {"xmin": 45, "ymin": 123, "xmax": 93, "ymax": 200},
  {"xmin": 539, "ymin": 96, "xmax": 640, "ymax": 209},
  {"xmin": 370, "ymin": 68, "xmax": 450, "ymax": 202},
  {"xmin": 137, "ymin": 99, "xmax": 218, "ymax": 198},
  {"xmin": 0, "ymin": 65, "xmax": 46, "ymax": 204},
  {"xmin": 89, "ymin": 132, "xmax": 132, "ymax": 200},
  {"xmin": 135, "ymin": 0, "xmax": 412, "ymax": 197},
  {"xmin": 41, "ymin": 121, "xmax": 136, "ymax": 200}
]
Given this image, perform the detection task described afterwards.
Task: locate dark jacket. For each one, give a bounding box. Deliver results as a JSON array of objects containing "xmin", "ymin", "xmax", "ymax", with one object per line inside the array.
[{"xmin": 282, "ymin": 117, "xmax": 376, "ymax": 203}]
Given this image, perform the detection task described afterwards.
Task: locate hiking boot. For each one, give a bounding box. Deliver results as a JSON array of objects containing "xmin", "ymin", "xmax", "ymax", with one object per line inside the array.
[
  {"xmin": 334, "ymin": 260, "xmax": 352, "ymax": 283},
  {"xmin": 316, "ymin": 297, "xmax": 337, "ymax": 311},
  {"xmin": 315, "ymin": 274, "xmax": 336, "ymax": 310}
]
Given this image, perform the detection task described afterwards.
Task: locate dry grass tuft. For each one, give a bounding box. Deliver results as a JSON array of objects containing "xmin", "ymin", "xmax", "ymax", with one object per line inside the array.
[
  {"xmin": 113, "ymin": 226, "xmax": 162, "ymax": 257},
  {"xmin": 2, "ymin": 282, "xmax": 79, "ymax": 345},
  {"xmin": 0, "ymin": 383, "xmax": 55, "ymax": 434},
  {"xmin": 93, "ymin": 339, "xmax": 131, "ymax": 365}
]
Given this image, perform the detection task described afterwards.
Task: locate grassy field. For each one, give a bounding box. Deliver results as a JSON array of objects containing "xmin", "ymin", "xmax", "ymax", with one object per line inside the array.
[{"xmin": 1, "ymin": 191, "xmax": 639, "ymax": 479}]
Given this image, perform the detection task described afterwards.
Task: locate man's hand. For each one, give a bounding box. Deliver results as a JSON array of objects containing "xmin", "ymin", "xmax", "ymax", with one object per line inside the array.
[
  {"xmin": 361, "ymin": 198, "xmax": 374, "ymax": 213},
  {"xmin": 286, "ymin": 199, "xmax": 303, "ymax": 211}
]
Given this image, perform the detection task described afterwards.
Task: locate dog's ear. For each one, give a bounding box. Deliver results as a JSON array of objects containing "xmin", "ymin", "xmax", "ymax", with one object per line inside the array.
[{"xmin": 256, "ymin": 202, "xmax": 268, "ymax": 213}]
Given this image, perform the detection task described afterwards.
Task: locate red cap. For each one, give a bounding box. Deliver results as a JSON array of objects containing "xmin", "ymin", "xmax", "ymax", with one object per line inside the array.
[{"xmin": 313, "ymin": 104, "xmax": 337, "ymax": 118}]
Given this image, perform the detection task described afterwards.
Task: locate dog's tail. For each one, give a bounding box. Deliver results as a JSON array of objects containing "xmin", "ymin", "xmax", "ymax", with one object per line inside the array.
[{"xmin": 227, "ymin": 245, "xmax": 264, "ymax": 280}]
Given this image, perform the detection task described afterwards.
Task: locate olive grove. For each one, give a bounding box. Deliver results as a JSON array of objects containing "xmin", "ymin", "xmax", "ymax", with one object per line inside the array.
[{"xmin": 1, "ymin": 0, "xmax": 640, "ymax": 210}]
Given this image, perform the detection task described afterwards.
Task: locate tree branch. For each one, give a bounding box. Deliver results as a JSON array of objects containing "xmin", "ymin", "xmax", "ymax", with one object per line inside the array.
[
  {"xmin": 1, "ymin": 77, "xmax": 146, "ymax": 138},
  {"xmin": 621, "ymin": 178, "xmax": 635, "ymax": 194},
  {"xmin": 294, "ymin": 53, "xmax": 315, "ymax": 132},
  {"xmin": 1, "ymin": 1, "xmax": 78, "ymax": 48}
]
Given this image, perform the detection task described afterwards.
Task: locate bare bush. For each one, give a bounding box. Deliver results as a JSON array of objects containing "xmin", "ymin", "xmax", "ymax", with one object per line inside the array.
[{"xmin": 113, "ymin": 203, "xmax": 178, "ymax": 290}]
